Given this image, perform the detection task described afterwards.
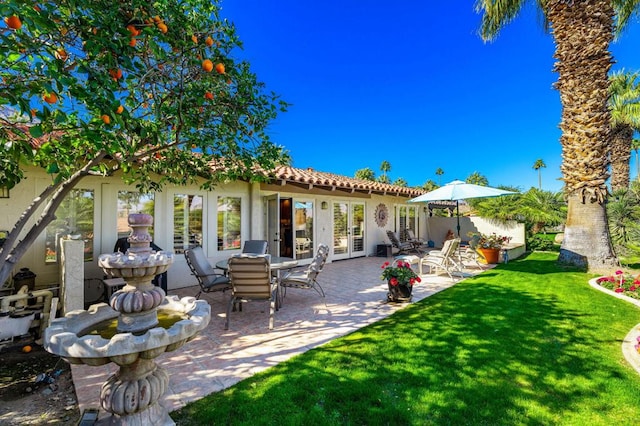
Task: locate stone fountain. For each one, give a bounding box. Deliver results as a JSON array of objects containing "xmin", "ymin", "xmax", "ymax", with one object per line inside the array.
[{"xmin": 45, "ymin": 213, "xmax": 210, "ymax": 425}]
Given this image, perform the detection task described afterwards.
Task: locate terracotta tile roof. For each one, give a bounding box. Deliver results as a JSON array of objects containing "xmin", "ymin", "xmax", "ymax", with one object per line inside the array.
[{"xmin": 268, "ymin": 165, "xmax": 425, "ymax": 198}]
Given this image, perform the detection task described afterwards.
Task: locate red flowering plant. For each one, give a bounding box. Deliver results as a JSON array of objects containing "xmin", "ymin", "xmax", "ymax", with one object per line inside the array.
[
  {"xmin": 596, "ymin": 269, "xmax": 640, "ymax": 299},
  {"xmin": 380, "ymin": 260, "xmax": 421, "ymax": 287}
]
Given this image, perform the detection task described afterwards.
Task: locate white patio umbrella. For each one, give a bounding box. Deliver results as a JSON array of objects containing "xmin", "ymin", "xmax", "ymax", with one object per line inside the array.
[{"xmin": 408, "ymin": 180, "xmax": 518, "ymax": 237}]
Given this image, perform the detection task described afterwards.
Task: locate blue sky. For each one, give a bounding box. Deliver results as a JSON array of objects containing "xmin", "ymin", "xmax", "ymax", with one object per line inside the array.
[{"xmin": 220, "ymin": 2, "xmax": 640, "ymax": 193}]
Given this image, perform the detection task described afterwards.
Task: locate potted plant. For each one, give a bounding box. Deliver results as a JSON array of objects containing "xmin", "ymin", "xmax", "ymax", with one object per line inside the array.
[
  {"xmin": 470, "ymin": 232, "xmax": 512, "ymax": 264},
  {"xmin": 380, "ymin": 260, "xmax": 421, "ymax": 302}
]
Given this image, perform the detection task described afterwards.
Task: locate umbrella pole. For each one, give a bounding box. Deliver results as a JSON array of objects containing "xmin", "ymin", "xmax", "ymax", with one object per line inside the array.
[{"xmin": 456, "ymin": 200, "xmax": 461, "ymax": 238}]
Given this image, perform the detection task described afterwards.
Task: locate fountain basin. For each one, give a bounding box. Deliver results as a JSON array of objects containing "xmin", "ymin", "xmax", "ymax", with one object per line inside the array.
[{"xmin": 44, "ymin": 296, "xmax": 210, "ymax": 366}]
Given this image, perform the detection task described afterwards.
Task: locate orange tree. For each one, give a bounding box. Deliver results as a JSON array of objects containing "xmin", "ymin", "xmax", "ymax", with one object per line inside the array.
[{"xmin": 0, "ymin": 0, "xmax": 289, "ymax": 285}]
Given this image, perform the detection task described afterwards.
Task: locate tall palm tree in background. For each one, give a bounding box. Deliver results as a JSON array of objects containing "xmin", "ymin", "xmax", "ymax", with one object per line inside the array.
[
  {"xmin": 533, "ymin": 159, "xmax": 546, "ymax": 189},
  {"xmin": 477, "ymin": 0, "xmax": 640, "ymax": 272},
  {"xmin": 632, "ymin": 138, "xmax": 640, "ymax": 181},
  {"xmin": 435, "ymin": 167, "xmax": 444, "ymax": 185},
  {"xmin": 379, "ymin": 161, "xmax": 391, "ymax": 184},
  {"xmin": 608, "ymin": 70, "xmax": 640, "ymax": 191},
  {"xmin": 466, "ymin": 171, "xmax": 489, "ymax": 186}
]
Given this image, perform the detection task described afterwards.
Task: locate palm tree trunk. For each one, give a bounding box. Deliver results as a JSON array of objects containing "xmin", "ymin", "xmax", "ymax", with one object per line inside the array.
[
  {"xmin": 548, "ymin": 0, "xmax": 617, "ymax": 272},
  {"xmin": 610, "ymin": 124, "xmax": 633, "ymax": 192}
]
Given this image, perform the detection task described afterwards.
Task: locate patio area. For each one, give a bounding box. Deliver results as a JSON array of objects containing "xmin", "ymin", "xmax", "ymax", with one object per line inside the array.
[{"xmin": 70, "ymin": 255, "xmax": 492, "ymax": 418}]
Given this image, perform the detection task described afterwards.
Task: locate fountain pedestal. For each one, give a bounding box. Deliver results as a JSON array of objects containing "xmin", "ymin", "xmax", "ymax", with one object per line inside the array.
[{"xmin": 45, "ymin": 214, "xmax": 210, "ymax": 425}]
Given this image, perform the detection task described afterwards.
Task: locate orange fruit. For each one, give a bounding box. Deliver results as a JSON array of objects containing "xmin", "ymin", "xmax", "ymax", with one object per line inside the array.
[
  {"xmin": 157, "ymin": 23, "xmax": 168, "ymax": 33},
  {"xmin": 129, "ymin": 37, "xmax": 137, "ymax": 47},
  {"xmin": 101, "ymin": 114, "xmax": 111, "ymax": 124},
  {"xmin": 153, "ymin": 15, "xmax": 162, "ymax": 23},
  {"xmin": 204, "ymin": 92, "xmax": 214, "ymax": 100},
  {"xmin": 202, "ymin": 59, "xmax": 213, "ymax": 72},
  {"xmin": 22, "ymin": 345, "xmax": 32, "ymax": 353},
  {"xmin": 43, "ymin": 92, "xmax": 58, "ymax": 104},
  {"xmin": 115, "ymin": 105, "xmax": 124, "ymax": 114},
  {"xmin": 215, "ymin": 63, "xmax": 225, "ymax": 74},
  {"xmin": 5, "ymin": 16, "xmax": 22, "ymax": 30},
  {"xmin": 109, "ymin": 69, "xmax": 123, "ymax": 80},
  {"xmin": 205, "ymin": 36, "xmax": 214, "ymax": 47},
  {"xmin": 55, "ymin": 49, "xmax": 68, "ymax": 61},
  {"xmin": 191, "ymin": 35, "xmax": 198, "ymax": 44},
  {"xmin": 126, "ymin": 24, "xmax": 140, "ymax": 36}
]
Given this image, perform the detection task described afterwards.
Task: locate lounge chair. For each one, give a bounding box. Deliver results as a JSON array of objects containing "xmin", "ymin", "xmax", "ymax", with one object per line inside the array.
[
  {"xmin": 459, "ymin": 234, "xmax": 483, "ymax": 269},
  {"xmin": 225, "ymin": 254, "xmax": 278, "ymax": 330},
  {"xmin": 184, "ymin": 246, "xmax": 231, "ymax": 299},
  {"xmin": 242, "ymin": 240, "xmax": 269, "ymax": 254},
  {"xmin": 280, "ymin": 243, "xmax": 329, "ymax": 299},
  {"xmin": 386, "ymin": 230, "xmax": 415, "ymax": 255},
  {"xmin": 420, "ymin": 238, "xmax": 461, "ymax": 281},
  {"xmin": 405, "ymin": 229, "xmax": 427, "ymax": 254}
]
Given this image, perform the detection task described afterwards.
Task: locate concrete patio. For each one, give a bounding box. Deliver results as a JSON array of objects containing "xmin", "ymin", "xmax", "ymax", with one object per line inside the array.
[{"xmin": 70, "ymin": 255, "xmax": 492, "ymax": 419}]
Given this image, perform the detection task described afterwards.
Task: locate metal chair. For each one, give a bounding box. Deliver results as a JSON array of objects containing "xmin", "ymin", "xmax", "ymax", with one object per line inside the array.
[
  {"xmin": 184, "ymin": 246, "xmax": 231, "ymax": 299},
  {"xmin": 280, "ymin": 243, "xmax": 329, "ymax": 299},
  {"xmin": 386, "ymin": 230, "xmax": 416, "ymax": 255},
  {"xmin": 242, "ymin": 240, "xmax": 269, "ymax": 254},
  {"xmin": 226, "ymin": 255, "xmax": 277, "ymax": 330}
]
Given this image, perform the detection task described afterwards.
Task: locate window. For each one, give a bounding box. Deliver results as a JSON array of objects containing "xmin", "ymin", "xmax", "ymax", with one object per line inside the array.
[
  {"xmin": 45, "ymin": 189, "xmax": 94, "ymax": 263},
  {"xmin": 117, "ymin": 191, "xmax": 155, "ymax": 239},
  {"xmin": 217, "ymin": 196, "xmax": 241, "ymax": 251},
  {"xmin": 173, "ymin": 194, "xmax": 203, "ymax": 253}
]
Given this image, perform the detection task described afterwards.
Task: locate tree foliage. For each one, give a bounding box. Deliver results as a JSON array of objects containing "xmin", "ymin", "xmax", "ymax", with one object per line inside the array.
[{"xmin": 0, "ymin": 0, "xmax": 288, "ymax": 285}]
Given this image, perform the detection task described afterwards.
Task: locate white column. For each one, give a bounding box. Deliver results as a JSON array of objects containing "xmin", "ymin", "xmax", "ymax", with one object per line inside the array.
[{"xmin": 60, "ymin": 239, "xmax": 85, "ymax": 315}]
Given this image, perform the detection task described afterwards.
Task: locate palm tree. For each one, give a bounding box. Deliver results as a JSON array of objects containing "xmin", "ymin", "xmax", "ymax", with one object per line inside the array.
[
  {"xmin": 632, "ymin": 138, "xmax": 640, "ymax": 181},
  {"xmin": 608, "ymin": 70, "xmax": 640, "ymax": 192},
  {"xmin": 380, "ymin": 161, "xmax": 391, "ymax": 184},
  {"xmin": 435, "ymin": 168, "xmax": 444, "ymax": 185},
  {"xmin": 393, "ymin": 177, "xmax": 408, "ymax": 187},
  {"xmin": 354, "ymin": 167, "xmax": 376, "ymax": 181},
  {"xmin": 532, "ymin": 159, "xmax": 546, "ymax": 189},
  {"xmin": 466, "ymin": 171, "xmax": 488, "ymax": 186},
  {"xmin": 422, "ymin": 179, "xmax": 439, "ymax": 191},
  {"xmin": 476, "ymin": 1, "xmax": 640, "ymax": 272}
]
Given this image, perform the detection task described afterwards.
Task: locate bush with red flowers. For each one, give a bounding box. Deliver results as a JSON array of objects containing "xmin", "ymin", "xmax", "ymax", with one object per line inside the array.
[
  {"xmin": 596, "ymin": 269, "xmax": 640, "ymax": 299},
  {"xmin": 380, "ymin": 260, "xmax": 421, "ymax": 287}
]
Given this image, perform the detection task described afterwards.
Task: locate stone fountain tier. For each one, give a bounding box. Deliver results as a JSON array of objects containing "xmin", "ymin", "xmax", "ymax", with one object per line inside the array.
[
  {"xmin": 99, "ymin": 251, "xmax": 174, "ymax": 333},
  {"xmin": 44, "ymin": 296, "xmax": 210, "ymax": 366}
]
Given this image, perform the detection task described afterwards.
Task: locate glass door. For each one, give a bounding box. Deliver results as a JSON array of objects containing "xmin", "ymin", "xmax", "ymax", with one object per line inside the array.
[
  {"xmin": 332, "ymin": 201, "xmax": 366, "ymax": 260},
  {"xmin": 350, "ymin": 202, "xmax": 365, "ymax": 257},
  {"xmin": 266, "ymin": 194, "xmax": 280, "ymax": 256}
]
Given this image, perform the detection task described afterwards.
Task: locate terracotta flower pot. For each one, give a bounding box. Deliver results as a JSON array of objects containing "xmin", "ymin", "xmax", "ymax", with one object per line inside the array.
[{"xmin": 478, "ymin": 248, "xmax": 500, "ymax": 264}]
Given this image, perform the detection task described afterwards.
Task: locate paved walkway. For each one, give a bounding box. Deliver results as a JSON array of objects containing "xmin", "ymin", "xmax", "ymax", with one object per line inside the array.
[{"xmin": 71, "ymin": 255, "xmax": 491, "ymax": 418}]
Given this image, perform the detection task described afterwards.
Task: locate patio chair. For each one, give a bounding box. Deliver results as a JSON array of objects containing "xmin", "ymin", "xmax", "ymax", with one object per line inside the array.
[
  {"xmin": 242, "ymin": 240, "xmax": 269, "ymax": 254},
  {"xmin": 459, "ymin": 234, "xmax": 483, "ymax": 269},
  {"xmin": 225, "ymin": 254, "xmax": 278, "ymax": 330},
  {"xmin": 184, "ymin": 246, "xmax": 231, "ymax": 299},
  {"xmin": 386, "ymin": 230, "xmax": 415, "ymax": 255},
  {"xmin": 280, "ymin": 243, "xmax": 329, "ymax": 299},
  {"xmin": 419, "ymin": 238, "xmax": 461, "ymax": 281},
  {"xmin": 405, "ymin": 229, "xmax": 427, "ymax": 254}
]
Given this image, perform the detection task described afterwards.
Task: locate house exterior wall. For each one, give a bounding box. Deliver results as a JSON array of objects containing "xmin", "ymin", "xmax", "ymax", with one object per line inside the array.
[{"xmin": 0, "ymin": 168, "xmax": 425, "ymax": 293}]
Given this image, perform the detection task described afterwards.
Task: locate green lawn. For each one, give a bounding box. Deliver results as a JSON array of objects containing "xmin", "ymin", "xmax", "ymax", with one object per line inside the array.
[{"xmin": 173, "ymin": 252, "xmax": 640, "ymax": 425}]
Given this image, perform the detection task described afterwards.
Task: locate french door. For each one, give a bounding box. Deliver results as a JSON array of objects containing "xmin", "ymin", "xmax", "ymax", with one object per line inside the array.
[{"xmin": 332, "ymin": 201, "xmax": 365, "ymax": 260}]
